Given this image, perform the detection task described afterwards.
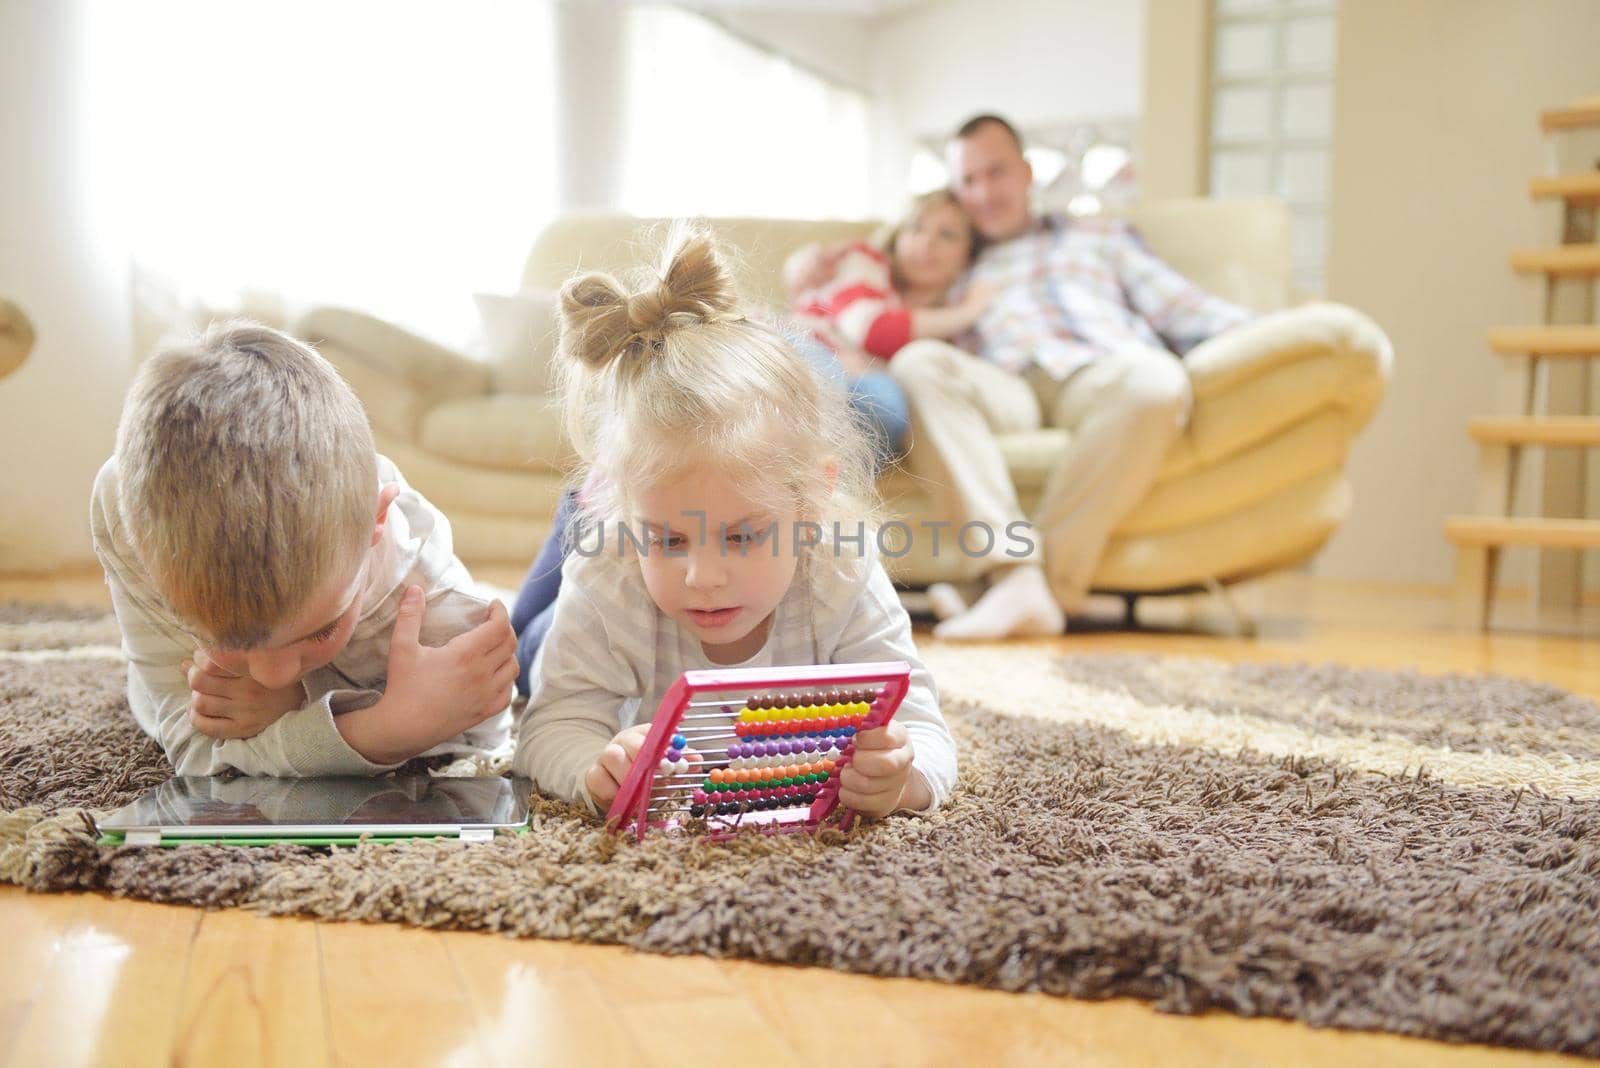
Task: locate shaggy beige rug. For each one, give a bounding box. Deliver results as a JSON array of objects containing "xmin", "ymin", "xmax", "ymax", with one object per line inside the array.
[{"xmin": 2, "ymin": 605, "xmax": 1597, "ymax": 1056}]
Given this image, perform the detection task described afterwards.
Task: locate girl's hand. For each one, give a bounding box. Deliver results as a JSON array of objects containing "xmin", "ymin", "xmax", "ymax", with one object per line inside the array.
[
  {"xmin": 837, "ymin": 720, "xmax": 931, "ymax": 817},
  {"xmin": 783, "ymin": 242, "xmax": 848, "ymax": 298},
  {"xmin": 585, "ymin": 723, "xmax": 656, "ymax": 806}
]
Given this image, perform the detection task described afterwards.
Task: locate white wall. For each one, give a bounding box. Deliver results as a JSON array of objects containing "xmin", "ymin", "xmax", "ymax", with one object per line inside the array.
[
  {"xmin": 1317, "ymin": 0, "xmax": 1600, "ymax": 592},
  {"xmin": 868, "ymin": 0, "xmax": 1146, "ymax": 212},
  {"xmin": 0, "ymin": 0, "xmax": 131, "ymax": 571}
]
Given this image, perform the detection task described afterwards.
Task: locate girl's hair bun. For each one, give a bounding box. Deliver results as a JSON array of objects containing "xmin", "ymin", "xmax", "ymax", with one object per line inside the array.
[{"xmin": 559, "ymin": 230, "xmax": 740, "ymax": 370}]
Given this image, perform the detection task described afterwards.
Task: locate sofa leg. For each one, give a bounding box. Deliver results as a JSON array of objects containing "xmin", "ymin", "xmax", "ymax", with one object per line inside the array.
[
  {"xmin": 1120, "ymin": 593, "xmax": 1139, "ymax": 629},
  {"xmin": 1203, "ymin": 577, "xmax": 1258, "ymax": 637}
]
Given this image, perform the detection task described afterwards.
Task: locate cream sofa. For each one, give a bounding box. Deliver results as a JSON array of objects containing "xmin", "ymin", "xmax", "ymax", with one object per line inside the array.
[{"xmin": 295, "ymin": 199, "xmax": 1391, "ymax": 594}]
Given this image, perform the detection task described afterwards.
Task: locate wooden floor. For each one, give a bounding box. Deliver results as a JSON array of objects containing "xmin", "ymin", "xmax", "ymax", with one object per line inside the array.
[{"xmin": 2, "ymin": 570, "xmax": 1595, "ymax": 1068}]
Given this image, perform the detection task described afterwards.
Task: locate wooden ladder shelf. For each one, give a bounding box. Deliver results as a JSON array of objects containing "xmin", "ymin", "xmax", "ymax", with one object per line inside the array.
[{"xmin": 1447, "ymin": 95, "xmax": 1599, "ymax": 629}]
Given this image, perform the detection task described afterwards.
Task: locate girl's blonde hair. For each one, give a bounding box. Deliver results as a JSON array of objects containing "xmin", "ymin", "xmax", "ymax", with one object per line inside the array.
[{"xmin": 555, "ymin": 227, "xmax": 879, "ymax": 570}]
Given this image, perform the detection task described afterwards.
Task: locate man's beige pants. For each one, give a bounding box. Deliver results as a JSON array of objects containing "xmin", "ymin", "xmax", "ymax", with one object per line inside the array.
[{"xmin": 888, "ymin": 339, "xmax": 1191, "ymax": 611}]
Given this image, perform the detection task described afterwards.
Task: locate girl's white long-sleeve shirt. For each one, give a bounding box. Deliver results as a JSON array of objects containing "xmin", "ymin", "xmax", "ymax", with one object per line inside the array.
[{"xmin": 512, "ymin": 538, "xmax": 957, "ymax": 813}]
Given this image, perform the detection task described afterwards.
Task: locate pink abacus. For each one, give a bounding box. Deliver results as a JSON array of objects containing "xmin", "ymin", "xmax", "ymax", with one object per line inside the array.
[{"xmin": 606, "ymin": 661, "xmax": 912, "ymax": 841}]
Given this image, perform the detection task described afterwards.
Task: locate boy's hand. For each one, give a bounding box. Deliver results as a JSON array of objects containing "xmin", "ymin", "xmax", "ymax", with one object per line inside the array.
[
  {"xmin": 341, "ymin": 587, "xmax": 518, "ymax": 765},
  {"xmin": 183, "ymin": 649, "xmax": 304, "ymax": 740},
  {"xmin": 837, "ymin": 720, "xmax": 930, "ymax": 817}
]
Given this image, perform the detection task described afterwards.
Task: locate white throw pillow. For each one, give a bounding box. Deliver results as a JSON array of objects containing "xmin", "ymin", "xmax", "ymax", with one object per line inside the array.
[{"xmin": 474, "ymin": 290, "xmax": 559, "ymax": 396}]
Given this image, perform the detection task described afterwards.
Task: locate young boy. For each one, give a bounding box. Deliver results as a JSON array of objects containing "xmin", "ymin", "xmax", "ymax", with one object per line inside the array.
[{"xmin": 91, "ymin": 321, "xmax": 518, "ymax": 776}]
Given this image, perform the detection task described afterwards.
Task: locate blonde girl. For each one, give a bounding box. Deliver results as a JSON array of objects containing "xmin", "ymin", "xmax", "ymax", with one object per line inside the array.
[{"xmin": 512, "ymin": 229, "xmax": 957, "ymax": 818}]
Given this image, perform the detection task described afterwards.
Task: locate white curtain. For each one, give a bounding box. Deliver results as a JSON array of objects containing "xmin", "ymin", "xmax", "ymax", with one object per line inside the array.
[
  {"xmin": 88, "ymin": 0, "xmax": 558, "ymax": 347},
  {"xmin": 621, "ymin": 6, "xmax": 873, "ymax": 220}
]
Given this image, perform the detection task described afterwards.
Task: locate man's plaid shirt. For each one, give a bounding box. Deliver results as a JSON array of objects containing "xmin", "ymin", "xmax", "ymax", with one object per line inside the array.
[{"xmin": 962, "ymin": 214, "xmax": 1253, "ymax": 380}]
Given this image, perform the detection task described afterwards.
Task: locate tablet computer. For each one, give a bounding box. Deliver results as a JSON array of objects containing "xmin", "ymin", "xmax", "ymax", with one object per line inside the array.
[{"xmin": 95, "ymin": 774, "xmax": 531, "ymax": 846}]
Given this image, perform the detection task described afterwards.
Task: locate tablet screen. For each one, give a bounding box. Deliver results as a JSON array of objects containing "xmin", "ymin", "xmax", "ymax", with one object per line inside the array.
[{"xmin": 97, "ymin": 774, "xmax": 530, "ymax": 836}]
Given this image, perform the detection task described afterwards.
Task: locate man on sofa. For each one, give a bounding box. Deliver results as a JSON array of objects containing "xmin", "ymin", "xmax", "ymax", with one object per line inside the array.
[{"xmin": 890, "ymin": 113, "xmax": 1255, "ymax": 640}]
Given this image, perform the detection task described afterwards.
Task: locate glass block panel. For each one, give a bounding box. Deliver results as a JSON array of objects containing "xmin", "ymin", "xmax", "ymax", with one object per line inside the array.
[
  {"xmin": 1215, "ymin": 22, "xmax": 1276, "ymax": 78},
  {"xmin": 1283, "ymin": 14, "xmax": 1337, "ymax": 70},
  {"xmin": 1293, "ymin": 264, "xmax": 1326, "ymax": 295},
  {"xmin": 1211, "ymin": 148, "xmax": 1274, "ymax": 197},
  {"xmin": 1280, "ymin": 82, "xmax": 1333, "ymax": 138},
  {"xmin": 1290, "ymin": 209, "xmax": 1327, "ymax": 270},
  {"xmin": 1213, "ymin": 85, "xmax": 1275, "ymax": 141},
  {"xmin": 1278, "ymin": 147, "xmax": 1329, "ymax": 201}
]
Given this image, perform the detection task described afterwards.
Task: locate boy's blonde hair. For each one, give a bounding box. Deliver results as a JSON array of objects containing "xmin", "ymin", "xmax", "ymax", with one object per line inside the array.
[
  {"xmin": 556, "ymin": 228, "xmax": 878, "ymax": 568},
  {"xmin": 115, "ymin": 321, "xmax": 377, "ymax": 648}
]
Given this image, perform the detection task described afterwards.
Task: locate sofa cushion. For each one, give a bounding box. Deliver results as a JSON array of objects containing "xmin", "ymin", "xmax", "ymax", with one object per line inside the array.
[
  {"xmin": 475, "ymin": 289, "xmax": 559, "ymax": 396},
  {"xmin": 376, "ymin": 434, "xmax": 569, "ymax": 520},
  {"xmin": 524, "ymin": 215, "xmax": 880, "ymax": 311},
  {"xmin": 1093, "ymin": 470, "xmax": 1350, "ymax": 592},
  {"xmin": 1122, "ymin": 199, "xmax": 1293, "ymax": 312},
  {"xmin": 418, "ymin": 395, "xmax": 572, "ymax": 473},
  {"xmin": 298, "ymin": 306, "xmax": 490, "ymax": 401},
  {"xmin": 996, "ymin": 428, "xmax": 1074, "ymax": 493},
  {"xmin": 317, "ymin": 340, "xmax": 432, "ymax": 442},
  {"xmin": 1120, "ymin": 410, "xmax": 1350, "ymax": 536}
]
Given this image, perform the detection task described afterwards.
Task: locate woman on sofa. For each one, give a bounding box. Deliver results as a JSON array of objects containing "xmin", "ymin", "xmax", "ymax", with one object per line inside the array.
[{"xmin": 785, "ymin": 189, "xmax": 995, "ymax": 376}]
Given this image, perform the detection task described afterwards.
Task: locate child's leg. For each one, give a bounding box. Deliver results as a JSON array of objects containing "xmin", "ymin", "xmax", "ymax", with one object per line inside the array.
[
  {"xmin": 793, "ymin": 335, "xmax": 910, "ymax": 473},
  {"xmin": 511, "ymin": 487, "xmax": 579, "ymax": 642},
  {"xmin": 515, "ymin": 602, "xmax": 558, "ymax": 696},
  {"xmin": 847, "ymin": 370, "xmax": 910, "ymax": 469}
]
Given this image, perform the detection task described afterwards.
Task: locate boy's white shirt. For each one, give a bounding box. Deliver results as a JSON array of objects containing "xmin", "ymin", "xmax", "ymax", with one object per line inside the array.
[
  {"xmin": 513, "ymin": 533, "xmax": 958, "ymax": 813},
  {"xmin": 90, "ymin": 454, "xmax": 512, "ymax": 777}
]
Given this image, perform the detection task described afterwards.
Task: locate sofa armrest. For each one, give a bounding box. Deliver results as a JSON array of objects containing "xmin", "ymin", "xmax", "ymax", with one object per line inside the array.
[
  {"xmin": 294, "ymin": 307, "xmax": 492, "ymax": 445},
  {"xmin": 295, "ymin": 307, "xmax": 491, "ymax": 401},
  {"xmin": 1182, "ymin": 302, "xmax": 1393, "ymax": 465}
]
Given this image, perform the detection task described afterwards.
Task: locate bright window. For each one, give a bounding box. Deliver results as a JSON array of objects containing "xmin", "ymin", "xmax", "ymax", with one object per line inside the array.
[
  {"xmin": 621, "ymin": 6, "xmax": 872, "ymax": 220},
  {"xmin": 89, "ymin": 0, "xmax": 558, "ymax": 346}
]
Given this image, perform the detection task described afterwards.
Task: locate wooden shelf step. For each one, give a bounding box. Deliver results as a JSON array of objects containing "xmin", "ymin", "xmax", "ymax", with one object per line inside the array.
[
  {"xmin": 1469, "ymin": 416, "xmax": 1600, "ymax": 447},
  {"xmin": 1509, "ymin": 245, "xmax": 1600, "ymax": 276},
  {"xmin": 1489, "ymin": 325, "xmax": 1600, "ymax": 356},
  {"xmin": 1445, "ymin": 516, "xmax": 1600, "ymax": 550},
  {"xmin": 1541, "ymin": 102, "xmax": 1600, "ymax": 132},
  {"xmin": 1529, "ymin": 172, "xmax": 1600, "ymax": 203}
]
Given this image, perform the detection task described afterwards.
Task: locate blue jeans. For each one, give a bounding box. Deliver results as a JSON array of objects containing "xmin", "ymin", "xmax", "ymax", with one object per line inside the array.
[
  {"xmin": 512, "ymin": 487, "xmax": 579, "ymax": 695},
  {"xmin": 797, "ymin": 336, "xmax": 910, "ymax": 470},
  {"xmin": 512, "ymin": 342, "xmax": 909, "ymax": 694}
]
